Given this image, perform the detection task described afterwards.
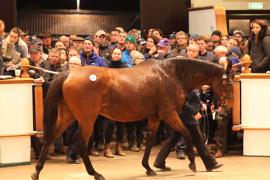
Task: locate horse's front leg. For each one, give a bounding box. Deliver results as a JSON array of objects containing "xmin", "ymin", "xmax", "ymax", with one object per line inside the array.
[
  {"xmin": 142, "ymin": 118, "xmax": 160, "ymax": 176},
  {"xmin": 164, "ymin": 111, "xmax": 196, "ymax": 172}
]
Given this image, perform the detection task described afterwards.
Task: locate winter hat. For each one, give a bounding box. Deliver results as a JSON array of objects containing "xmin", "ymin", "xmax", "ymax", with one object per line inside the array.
[
  {"xmin": 228, "ymin": 46, "xmax": 242, "ymax": 58},
  {"xmin": 125, "ymin": 35, "xmax": 137, "ymax": 45},
  {"xmin": 189, "ymin": 34, "xmax": 200, "ymax": 40},
  {"xmin": 84, "ymin": 36, "xmax": 94, "ymax": 44}
]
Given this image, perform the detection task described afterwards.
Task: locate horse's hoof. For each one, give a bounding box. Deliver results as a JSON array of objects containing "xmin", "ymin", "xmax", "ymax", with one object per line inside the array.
[
  {"xmin": 189, "ymin": 163, "xmax": 197, "ymax": 172},
  {"xmin": 153, "ymin": 163, "xmax": 172, "ymax": 171},
  {"xmin": 94, "ymin": 173, "xmax": 106, "ymax": 180},
  {"xmin": 31, "ymin": 173, "xmax": 39, "ymax": 180},
  {"xmin": 146, "ymin": 169, "xmax": 157, "ymax": 176}
]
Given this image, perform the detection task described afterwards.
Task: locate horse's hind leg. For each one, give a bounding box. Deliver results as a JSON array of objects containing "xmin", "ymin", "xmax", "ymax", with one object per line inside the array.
[
  {"xmin": 78, "ymin": 120, "xmax": 105, "ymax": 180},
  {"xmin": 142, "ymin": 117, "xmax": 160, "ymax": 176},
  {"xmin": 164, "ymin": 111, "xmax": 196, "ymax": 172},
  {"xmin": 31, "ymin": 138, "xmax": 52, "ymax": 180},
  {"xmin": 31, "ymin": 102, "xmax": 74, "ymax": 180}
]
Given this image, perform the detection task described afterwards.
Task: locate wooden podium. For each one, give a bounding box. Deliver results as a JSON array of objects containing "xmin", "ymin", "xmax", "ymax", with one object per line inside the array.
[
  {"xmin": 240, "ymin": 74, "xmax": 270, "ymax": 156},
  {"xmin": 0, "ymin": 77, "xmax": 43, "ymax": 166}
]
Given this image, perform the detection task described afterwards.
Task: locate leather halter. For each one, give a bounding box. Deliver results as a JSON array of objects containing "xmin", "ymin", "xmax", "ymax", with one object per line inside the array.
[{"xmin": 219, "ymin": 73, "xmax": 234, "ymax": 107}]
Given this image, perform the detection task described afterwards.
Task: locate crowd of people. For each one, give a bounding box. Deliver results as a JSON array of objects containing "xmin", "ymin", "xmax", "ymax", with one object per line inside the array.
[{"xmin": 0, "ymin": 18, "xmax": 270, "ymax": 168}]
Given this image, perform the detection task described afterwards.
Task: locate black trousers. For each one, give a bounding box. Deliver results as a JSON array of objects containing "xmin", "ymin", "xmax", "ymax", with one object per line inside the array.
[
  {"xmin": 64, "ymin": 121, "xmax": 80, "ymax": 158},
  {"xmin": 126, "ymin": 120, "xmax": 147, "ymax": 147},
  {"xmin": 155, "ymin": 124, "xmax": 217, "ymax": 169},
  {"xmin": 88, "ymin": 116, "xmax": 106, "ymax": 150},
  {"xmin": 104, "ymin": 119, "xmax": 125, "ymax": 144}
]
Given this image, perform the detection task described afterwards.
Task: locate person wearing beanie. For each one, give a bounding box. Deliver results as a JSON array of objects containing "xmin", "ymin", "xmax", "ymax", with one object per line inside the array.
[
  {"xmin": 169, "ymin": 33, "xmax": 177, "ymax": 49},
  {"xmin": 228, "ymin": 46, "xmax": 242, "ymax": 73},
  {"xmin": 79, "ymin": 37, "xmax": 106, "ymax": 67},
  {"xmin": 189, "ymin": 33, "xmax": 200, "ymax": 45},
  {"xmin": 121, "ymin": 35, "xmax": 137, "ymax": 67},
  {"xmin": 228, "ymin": 46, "xmax": 242, "ymax": 58}
]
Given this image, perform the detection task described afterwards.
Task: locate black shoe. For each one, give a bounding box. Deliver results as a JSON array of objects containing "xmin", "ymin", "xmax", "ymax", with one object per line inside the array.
[
  {"xmin": 153, "ymin": 162, "xmax": 172, "ymax": 171},
  {"xmin": 66, "ymin": 153, "xmax": 81, "ymax": 164},
  {"xmin": 176, "ymin": 150, "xmax": 185, "ymax": 159},
  {"xmin": 129, "ymin": 145, "xmax": 140, "ymax": 152},
  {"xmin": 206, "ymin": 162, "xmax": 223, "ymax": 171},
  {"xmin": 67, "ymin": 157, "xmax": 81, "ymax": 164}
]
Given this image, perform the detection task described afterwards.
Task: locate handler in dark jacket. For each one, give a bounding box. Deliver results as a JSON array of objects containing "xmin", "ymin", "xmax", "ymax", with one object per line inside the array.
[
  {"xmin": 248, "ymin": 19, "xmax": 270, "ymax": 73},
  {"xmin": 154, "ymin": 89, "xmax": 222, "ymax": 171}
]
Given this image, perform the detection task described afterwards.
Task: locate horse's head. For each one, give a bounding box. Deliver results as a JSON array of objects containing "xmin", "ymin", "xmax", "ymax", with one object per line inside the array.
[{"xmin": 160, "ymin": 58, "xmax": 234, "ymax": 109}]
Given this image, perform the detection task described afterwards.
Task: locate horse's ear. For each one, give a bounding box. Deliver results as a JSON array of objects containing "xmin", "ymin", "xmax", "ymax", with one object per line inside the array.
[{"xmin": 226, "ymin": 57, "xmax": 232, "ymax": 75}]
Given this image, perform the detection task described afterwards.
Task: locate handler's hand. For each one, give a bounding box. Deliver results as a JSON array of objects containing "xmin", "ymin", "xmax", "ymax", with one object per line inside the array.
[
  {"xmin": 34, "ymin": 77, "xmax": 45, "ymax": 83},
  {"xmin": 194, "ymin": 112, "xmax": 202, "ymax": 120}
]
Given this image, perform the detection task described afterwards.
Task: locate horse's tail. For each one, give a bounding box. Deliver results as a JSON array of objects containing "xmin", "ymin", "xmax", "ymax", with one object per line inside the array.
[{"xmin": 43, "ymin": 72, "xmax": 68, "ymax": 141}]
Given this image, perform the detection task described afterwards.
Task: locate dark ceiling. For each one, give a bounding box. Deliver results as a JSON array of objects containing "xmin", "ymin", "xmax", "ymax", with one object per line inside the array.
[{"xmin": 17, "ymin": 0, "xmax": 140, "ymax": 11}]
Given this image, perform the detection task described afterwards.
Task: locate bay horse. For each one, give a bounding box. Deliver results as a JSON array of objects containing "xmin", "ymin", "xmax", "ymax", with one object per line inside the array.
[{"xmin": 32, "ymin": 58, "xmax": 232, "ymax": 180}]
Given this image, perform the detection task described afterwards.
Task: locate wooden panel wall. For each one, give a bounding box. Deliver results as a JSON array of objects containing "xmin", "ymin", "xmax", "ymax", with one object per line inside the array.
[
  {"xmin": 0, "ymin": 0, "xmax": 16, "ymax": 31},
  {"xmin": 140, "ymin": 0, "xmax": 191, "ymax": 36}
]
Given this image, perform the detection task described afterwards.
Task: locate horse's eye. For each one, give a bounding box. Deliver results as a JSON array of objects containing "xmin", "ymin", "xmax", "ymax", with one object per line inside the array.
[{"xmin": 223, "ymin": 80, "xmax": 227, "ymax": 84}]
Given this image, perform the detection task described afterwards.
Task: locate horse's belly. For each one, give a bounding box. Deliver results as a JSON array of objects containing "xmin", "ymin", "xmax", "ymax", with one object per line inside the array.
[{"xmin": 100, "ymin": 99, "xmax": 156, "ymax": 122}]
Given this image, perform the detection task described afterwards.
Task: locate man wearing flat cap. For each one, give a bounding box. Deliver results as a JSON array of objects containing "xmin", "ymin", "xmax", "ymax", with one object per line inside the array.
[{"xmin": 40, "ymin": 31, "xmax": 52, "ymax": 54}]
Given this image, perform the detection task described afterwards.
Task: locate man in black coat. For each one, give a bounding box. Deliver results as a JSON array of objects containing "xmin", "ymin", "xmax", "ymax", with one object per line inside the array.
[{"xmin": 154, "ymin": 89, "xmax": 223, "ymax": 171}]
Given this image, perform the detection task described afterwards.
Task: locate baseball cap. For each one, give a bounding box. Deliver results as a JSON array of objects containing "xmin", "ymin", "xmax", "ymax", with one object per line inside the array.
[
  {"xmin": 157, "ymin": 38, "xmax": 170, "ymax": 48},
  {"xmin": 95, "ymin": 30, "xmax": 106, "ymax": 37}
]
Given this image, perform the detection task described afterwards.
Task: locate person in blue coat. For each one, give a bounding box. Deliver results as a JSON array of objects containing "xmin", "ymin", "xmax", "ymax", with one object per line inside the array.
[
  {"xmin": 121, "ymin": 35, "xmax": 137, "ymax": 67},
  {"xmin": 80, "ymin": 36, "xmax": 107, "ymax": 67}
]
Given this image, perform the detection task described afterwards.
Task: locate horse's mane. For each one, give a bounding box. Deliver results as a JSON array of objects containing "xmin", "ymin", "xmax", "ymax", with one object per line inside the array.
[{"xmin": 152, "ymin": 58, "xmax": 224, "ymax": 79}]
